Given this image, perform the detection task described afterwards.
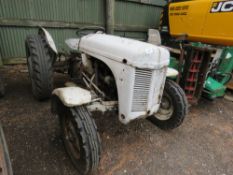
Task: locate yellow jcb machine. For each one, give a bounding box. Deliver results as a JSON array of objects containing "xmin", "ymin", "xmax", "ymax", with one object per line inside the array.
[
  {"xmin": 160, "ymin": 0, "xmax": 233, "ymax": 104},
  {"xmin": 168, "ymin": 0, "xmax": 233, "ymax": 45}
]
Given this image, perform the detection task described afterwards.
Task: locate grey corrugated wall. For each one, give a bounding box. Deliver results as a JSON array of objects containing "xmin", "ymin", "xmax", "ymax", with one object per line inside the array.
[{"xmin": 0, "ymin": 0, "xmax": 166, "ymax": 64}]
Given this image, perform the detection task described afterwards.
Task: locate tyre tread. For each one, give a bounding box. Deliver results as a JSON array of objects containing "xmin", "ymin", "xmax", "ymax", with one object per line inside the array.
[
  {"xmin": 148, "ymin": 79, "xmax": 188, "ymax": 130},
  {"xmin": 68, "ymin": 106, "xmax": 101, "ymax": 174},
  {"xmin": 25, "ymin": 34, "xmax": 53, "ymax": 100}
]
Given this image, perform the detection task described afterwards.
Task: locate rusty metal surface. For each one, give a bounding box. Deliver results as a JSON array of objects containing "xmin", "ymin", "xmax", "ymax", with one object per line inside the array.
[
  {"xmin": 227, "ymin": 79, "xmax": 233, "ymax": 91},
  {"xmin": 180, "ymin": 46, "xmax": 213, "ymax": 104}
]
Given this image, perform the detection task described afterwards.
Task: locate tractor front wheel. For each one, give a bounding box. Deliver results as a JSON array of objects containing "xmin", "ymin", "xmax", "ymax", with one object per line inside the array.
[
  {"xmin": 58, "ymin": 103, "xmax": 101, "ymax": 175},
  {"xmin": 147, "ymin": 79, "xmax": 188, "ymax": 130}
]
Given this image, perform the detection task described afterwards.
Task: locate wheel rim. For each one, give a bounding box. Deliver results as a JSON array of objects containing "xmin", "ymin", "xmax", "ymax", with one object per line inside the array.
[
  {"xmin": 154, "ymin": 92, "xmax": 174, "ymax": 121},
  {"xmin": 63, "ymin": 115, "xmax": 81, "ymax": 160}
]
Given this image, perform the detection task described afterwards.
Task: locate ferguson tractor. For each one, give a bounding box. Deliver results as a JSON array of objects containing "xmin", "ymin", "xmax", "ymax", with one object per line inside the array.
[{"xmin": 25, "ymin": 27, "xmax": 188, "ymax": 174}]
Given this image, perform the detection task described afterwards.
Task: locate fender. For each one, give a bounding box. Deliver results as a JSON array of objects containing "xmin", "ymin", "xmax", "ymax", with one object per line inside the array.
[
  {"xmin": 166, "ymin": 67, "xmax": 178, "ymax": 78},
  {"xmin": 52, "ymin": 87, "xmax": 92, "ymax": 107},
  {"xmin": 38, "ymin": 27, "xmax": 58, "ymax": 54}
]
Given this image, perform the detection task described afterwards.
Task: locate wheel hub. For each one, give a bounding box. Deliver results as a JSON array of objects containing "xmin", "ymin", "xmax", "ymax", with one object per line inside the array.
[{"xmin": 154, "ymin": 93, "xmax": 174, "ymax": 121}]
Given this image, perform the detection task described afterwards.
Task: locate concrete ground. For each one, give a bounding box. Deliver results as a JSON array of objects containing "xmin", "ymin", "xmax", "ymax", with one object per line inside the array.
[{"xmin": 0, "ymin": 65, "xmax": 232, "ymax": 175}]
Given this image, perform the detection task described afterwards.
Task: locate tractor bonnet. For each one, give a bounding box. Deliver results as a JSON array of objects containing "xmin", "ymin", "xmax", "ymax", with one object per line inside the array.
[{"xmin": 79, "ymin": 33, "xmax": 170, "ymax": 69}]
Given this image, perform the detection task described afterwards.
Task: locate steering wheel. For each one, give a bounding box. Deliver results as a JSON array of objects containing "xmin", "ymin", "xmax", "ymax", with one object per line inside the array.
[{"xmin": 76, "ymin": 26, "xmax": 105, "ymax": 38}]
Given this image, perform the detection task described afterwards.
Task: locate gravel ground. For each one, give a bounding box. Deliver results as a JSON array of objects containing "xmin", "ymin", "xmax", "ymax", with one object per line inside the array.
[{"xmin": 0, "ymin": 65, "xmax": 232, "ymax": 175}]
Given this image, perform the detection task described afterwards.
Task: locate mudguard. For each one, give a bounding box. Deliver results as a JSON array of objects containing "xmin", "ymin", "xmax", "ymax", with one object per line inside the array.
[
  {"xmin": 52, "ymin": 87, "xmax": 92, "ymax": 107},
  {"xmin": 38, "ymin": 27, "xmax": 58, "ymax": 54},
  {"xmin": 166, "ymin": 68, "xmax": 178, "ymax": 77}
]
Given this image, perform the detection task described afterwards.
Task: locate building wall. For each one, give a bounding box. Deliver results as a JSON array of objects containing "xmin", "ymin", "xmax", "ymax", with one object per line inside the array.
[{"xmin": 0, "ymin": 0, "xmax": 166, "ymax": 64}]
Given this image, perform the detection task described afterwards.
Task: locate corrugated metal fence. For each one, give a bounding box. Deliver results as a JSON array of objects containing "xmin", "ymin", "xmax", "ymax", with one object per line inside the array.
[{"xmin": 0, "ymin": 0, "xmax": 166, "ymax": 64}]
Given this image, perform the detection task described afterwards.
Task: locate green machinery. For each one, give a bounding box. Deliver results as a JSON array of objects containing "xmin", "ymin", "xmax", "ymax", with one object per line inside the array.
[
  {"xmin": 168, "ymin": 45, "xmax": 233, "ymax": 101},
  {"xmin": 204, "ymin": 47, "xmax": 233, "ymax": 99}
]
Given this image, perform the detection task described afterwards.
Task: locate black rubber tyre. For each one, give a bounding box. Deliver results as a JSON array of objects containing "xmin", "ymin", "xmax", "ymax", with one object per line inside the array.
[
  {"xmin": 0, "ymin": 76, "xmax": 5, "ymax": 98},
  {"xmin": 59, "ymin": 104, "xmax": 101, "ymax": 175},
  {"xmin": 147, "ymin": 79, "xmax": 188, "ymax": 130},
  {"xmin": 25, "ymin": 34, "xmax": 53, "ymax": 100}
]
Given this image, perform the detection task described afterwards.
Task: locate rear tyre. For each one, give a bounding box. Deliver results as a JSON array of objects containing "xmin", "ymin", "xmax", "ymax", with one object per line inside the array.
[
  {"xmin": 25, "ymin": 34, "xmax": 54, "ymax": 100},
  {"xmin": 147, "ymin": 79, "xmax": 188, "ymax": 130},
  {"xmin": 58, "ymin": 103, "xmax": 101, "ymax": 175}
]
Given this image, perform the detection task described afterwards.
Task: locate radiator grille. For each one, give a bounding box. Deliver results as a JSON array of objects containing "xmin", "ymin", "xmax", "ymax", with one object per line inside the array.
[{"xmin": 132, "ymin": 69, "xmax": 153, "ymax": 112}]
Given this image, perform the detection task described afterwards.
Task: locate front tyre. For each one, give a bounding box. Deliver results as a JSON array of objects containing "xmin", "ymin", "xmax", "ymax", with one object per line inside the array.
[
  {"xmin": 147, "ymin": 79, "xmax": 188, "ymax": 130},
  {"xmin": 59, "ymin": 104, "xmax": 101, "ymax": 175}
]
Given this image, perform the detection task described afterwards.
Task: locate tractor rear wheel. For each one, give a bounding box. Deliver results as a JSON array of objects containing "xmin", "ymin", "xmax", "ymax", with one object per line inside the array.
[
  {"xmin": 59, "ymin": 104, "xmax": 101, "ymax": 175},
  {"xmin": 147, "ymin": 79, "xmax": 188, "ymax": 130},
  {"xmin": 25, "ymin": 34, "xmax": 54, "ymax": 100}
]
